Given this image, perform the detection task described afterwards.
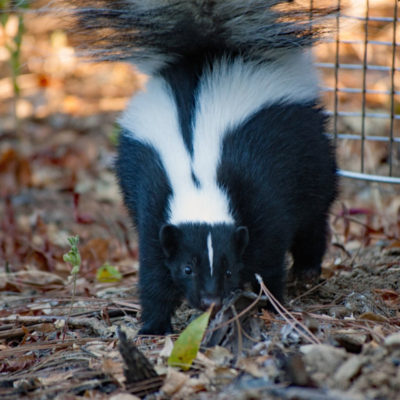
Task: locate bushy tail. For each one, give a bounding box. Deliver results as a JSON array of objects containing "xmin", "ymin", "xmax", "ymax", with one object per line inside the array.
[{"xmin": 59, "ymin": 0, "xmax": 336, "ymax": 74}]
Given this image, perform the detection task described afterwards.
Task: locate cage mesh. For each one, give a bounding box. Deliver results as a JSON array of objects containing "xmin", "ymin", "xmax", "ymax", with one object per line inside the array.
[{"xmin": 315, "ymin": 0, "xmax": 399, "ymax": 183}]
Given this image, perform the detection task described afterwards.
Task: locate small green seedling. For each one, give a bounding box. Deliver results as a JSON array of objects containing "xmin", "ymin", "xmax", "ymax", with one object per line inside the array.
[
  {"xmin": 62, "ymin": 235, "xmax": 81, "ymax": 340},
  {"xmin": 63, "ymin": 235, "xmax": 81, "ymax": 275}
]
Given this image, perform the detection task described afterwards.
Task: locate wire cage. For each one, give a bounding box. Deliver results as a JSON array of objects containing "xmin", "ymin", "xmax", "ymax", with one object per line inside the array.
[{"xmin": 315, "ymin": 0, "xmax": 400, "ymax": 184}]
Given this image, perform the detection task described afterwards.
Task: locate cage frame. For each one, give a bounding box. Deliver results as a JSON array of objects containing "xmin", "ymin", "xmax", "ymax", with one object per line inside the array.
[{"xmin": 316, "ymin": 0, "xmax": 400, "ymax": 184}]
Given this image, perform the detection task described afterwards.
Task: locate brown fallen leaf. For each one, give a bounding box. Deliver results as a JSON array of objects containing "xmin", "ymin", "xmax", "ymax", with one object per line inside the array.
[
  {"xmin": 110, "ymin": 394, "xmax": 141, "ymax": 400},
  {"xmin": 0, "ymin": 147, "xmax": 32, "ymax": 195},
  {"xmin": 161, "ymin": 368, "xmax": 189, "ymax": 397},
  {"xmin": 359, "ymin": 312, "xmax": 388, "ymax": 323},
  {"xmin": 81, "ymin": 237, "xmax": 111, "ymax": 273},
  {"xmin": 373, "ymin": 288, "xmax": 400, "ymax": 306}
]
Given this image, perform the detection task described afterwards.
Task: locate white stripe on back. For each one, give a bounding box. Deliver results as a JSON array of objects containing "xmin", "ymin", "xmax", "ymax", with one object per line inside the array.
[
  {"xmin": 120, "ymin": 76, "xmax": 234, "ymax": 225},
  {"xmin": 119, "ymin": 51, "xmax": 318, "ymax": 226},
  {"xmin": 191, "ymin": 51, "xmax": 318, "ymax": 189},
  {"xmin": 120, "ymin": 77, "xmax": 193, "ymax": 193}
]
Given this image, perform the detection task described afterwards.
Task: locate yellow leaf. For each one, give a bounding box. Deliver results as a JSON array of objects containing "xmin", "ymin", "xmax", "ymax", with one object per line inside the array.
[
  {"xmin": 168, "ymin": 309, "xmax": 212, "ymax": 371},
  {"xmin": 96, "ymin": 263, "xmax": 122, "ymax": 283}
]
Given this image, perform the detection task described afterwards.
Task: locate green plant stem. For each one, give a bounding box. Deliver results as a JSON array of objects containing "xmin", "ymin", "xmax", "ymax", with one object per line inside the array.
[
  {"xmin": 63, "ymin": 272, "xmax": 78, "ymax": 342},
  {"xmin": 62, "ymin": 236, "xmax": 81, "ymax": 341},
  {"xmin": 1, "ymin": 1, "xmax": 27, "ymax": 134}
]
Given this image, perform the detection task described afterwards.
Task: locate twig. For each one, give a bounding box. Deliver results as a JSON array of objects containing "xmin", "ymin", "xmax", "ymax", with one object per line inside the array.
[
  {"xmin": 264, "ymin": 384, "xmax": 362, "ymax": 400},
  {"xmin": 290, "ymin": 311, "xmax": 397, "ymax": 339},
  {"xmin": 209, "ymin": 287, "xmax": 264, "ymax": 333},
  {"xmin": 230, "ymin": 305, "xmax": 243, "ymax": 365},
  {"xmin": 0, "ymin": 315, "xmax": 67, "ymax": 323},
  {"xmin": 255, "ymin": 275, "xmax": 320, "ymax": 345},
  {"xmin": 289, "ymin": 279, "xmax": 327, "ymax": 305},
  {"xmin": 0, "ymin": 315, "xmax": 112, "ymax": 337},
  {"xmin": 0, "ymin": 337, "xmax": 110, "ymax": 360}
]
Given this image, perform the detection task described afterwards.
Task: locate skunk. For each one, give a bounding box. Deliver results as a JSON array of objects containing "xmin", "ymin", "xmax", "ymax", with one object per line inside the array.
[{"xmin": 66, "ymin": 0, "xmax": 338, "ymax": 334}]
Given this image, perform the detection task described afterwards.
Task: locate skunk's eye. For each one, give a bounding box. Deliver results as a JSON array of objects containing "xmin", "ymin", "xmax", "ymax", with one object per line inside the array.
[
  {"xmin": 184, "ymin": 266, "xmax": 192, "ymax": 275},
  {"xmin": 225, "ymin": 270, "xmax": 232, "ymax": 278}
]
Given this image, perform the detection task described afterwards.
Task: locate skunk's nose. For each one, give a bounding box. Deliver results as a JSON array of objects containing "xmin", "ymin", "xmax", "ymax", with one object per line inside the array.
[{"xmin": 200, "ymin": 296, "xmax": 222, "ymax": 312}]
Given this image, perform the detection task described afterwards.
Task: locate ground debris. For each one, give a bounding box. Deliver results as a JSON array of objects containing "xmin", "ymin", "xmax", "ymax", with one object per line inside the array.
[
  {"xmin": 2, "ymin": 7, "xmax": 400, "ymax": 398},
  {"xmin": 118, "ymin": 329, "xmax": 160, "ymax": 382}
]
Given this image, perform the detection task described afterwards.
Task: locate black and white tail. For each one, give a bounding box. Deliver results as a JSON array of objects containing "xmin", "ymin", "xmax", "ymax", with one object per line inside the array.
[{"xmin": 60, "ymin": 0, "xmax": 336, "ymax": 74}]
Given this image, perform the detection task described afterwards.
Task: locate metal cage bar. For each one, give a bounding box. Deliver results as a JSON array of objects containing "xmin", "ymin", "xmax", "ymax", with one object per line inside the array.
[
  {"xmin": 388, "ymin": 0, "xmax": 398, "ymax": 176},
  {"xmin": 333, "ymin": 0, "xmax": 341, "ymax": 143},
  {"xmin": 360, "ymin": 0, "xmax": 369, "ymax": 173},
  {"xmin": 317, "ymin": 0, "xmax": 400, "ymax": 184}
]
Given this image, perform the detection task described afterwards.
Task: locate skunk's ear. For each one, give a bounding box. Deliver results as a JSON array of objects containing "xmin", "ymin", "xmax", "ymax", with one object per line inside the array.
[
  {"xmin": 159, "ymin": 224, "xmax": 181, "ymax": 258},
  {"xmin": 234, "ymin": 226, "xmax": 249, "ymax": 257}
]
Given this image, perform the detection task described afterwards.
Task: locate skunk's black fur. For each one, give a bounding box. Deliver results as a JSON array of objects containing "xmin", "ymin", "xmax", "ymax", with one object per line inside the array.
[
  {"xmin": 56, "ymin": 0, "xmax": 338, "ymax": 334},
  {"xmin": 115, "ymin": 57, "xmax": 337, "ymax": 334}
]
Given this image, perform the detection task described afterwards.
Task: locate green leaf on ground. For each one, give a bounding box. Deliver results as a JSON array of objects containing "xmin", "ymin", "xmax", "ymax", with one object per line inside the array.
[
  {"xmin": 168, "ymin": 308, "xmax": 212, "ymax": 371},
  {"xmin": 96, "ymin": 262, "xmax": 122, "ymax": 282}
]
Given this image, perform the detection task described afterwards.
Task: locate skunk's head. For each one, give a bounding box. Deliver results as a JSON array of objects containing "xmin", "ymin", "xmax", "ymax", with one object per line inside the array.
[{"xmin": 159, "ymin": 223, "xmax": 249, "ymax": 311}]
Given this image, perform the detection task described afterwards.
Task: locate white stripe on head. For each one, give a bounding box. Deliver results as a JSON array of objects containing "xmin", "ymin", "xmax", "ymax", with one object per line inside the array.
[{"xmin": 207, "ymin": 232, "xmax": 214, "ymax": 276}]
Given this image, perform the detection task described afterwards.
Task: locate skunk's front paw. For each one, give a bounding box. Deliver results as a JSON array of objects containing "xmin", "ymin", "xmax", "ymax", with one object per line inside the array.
[{"xmin": 138, "ymin": 320, "xmax": 173, "ymax": 335}]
